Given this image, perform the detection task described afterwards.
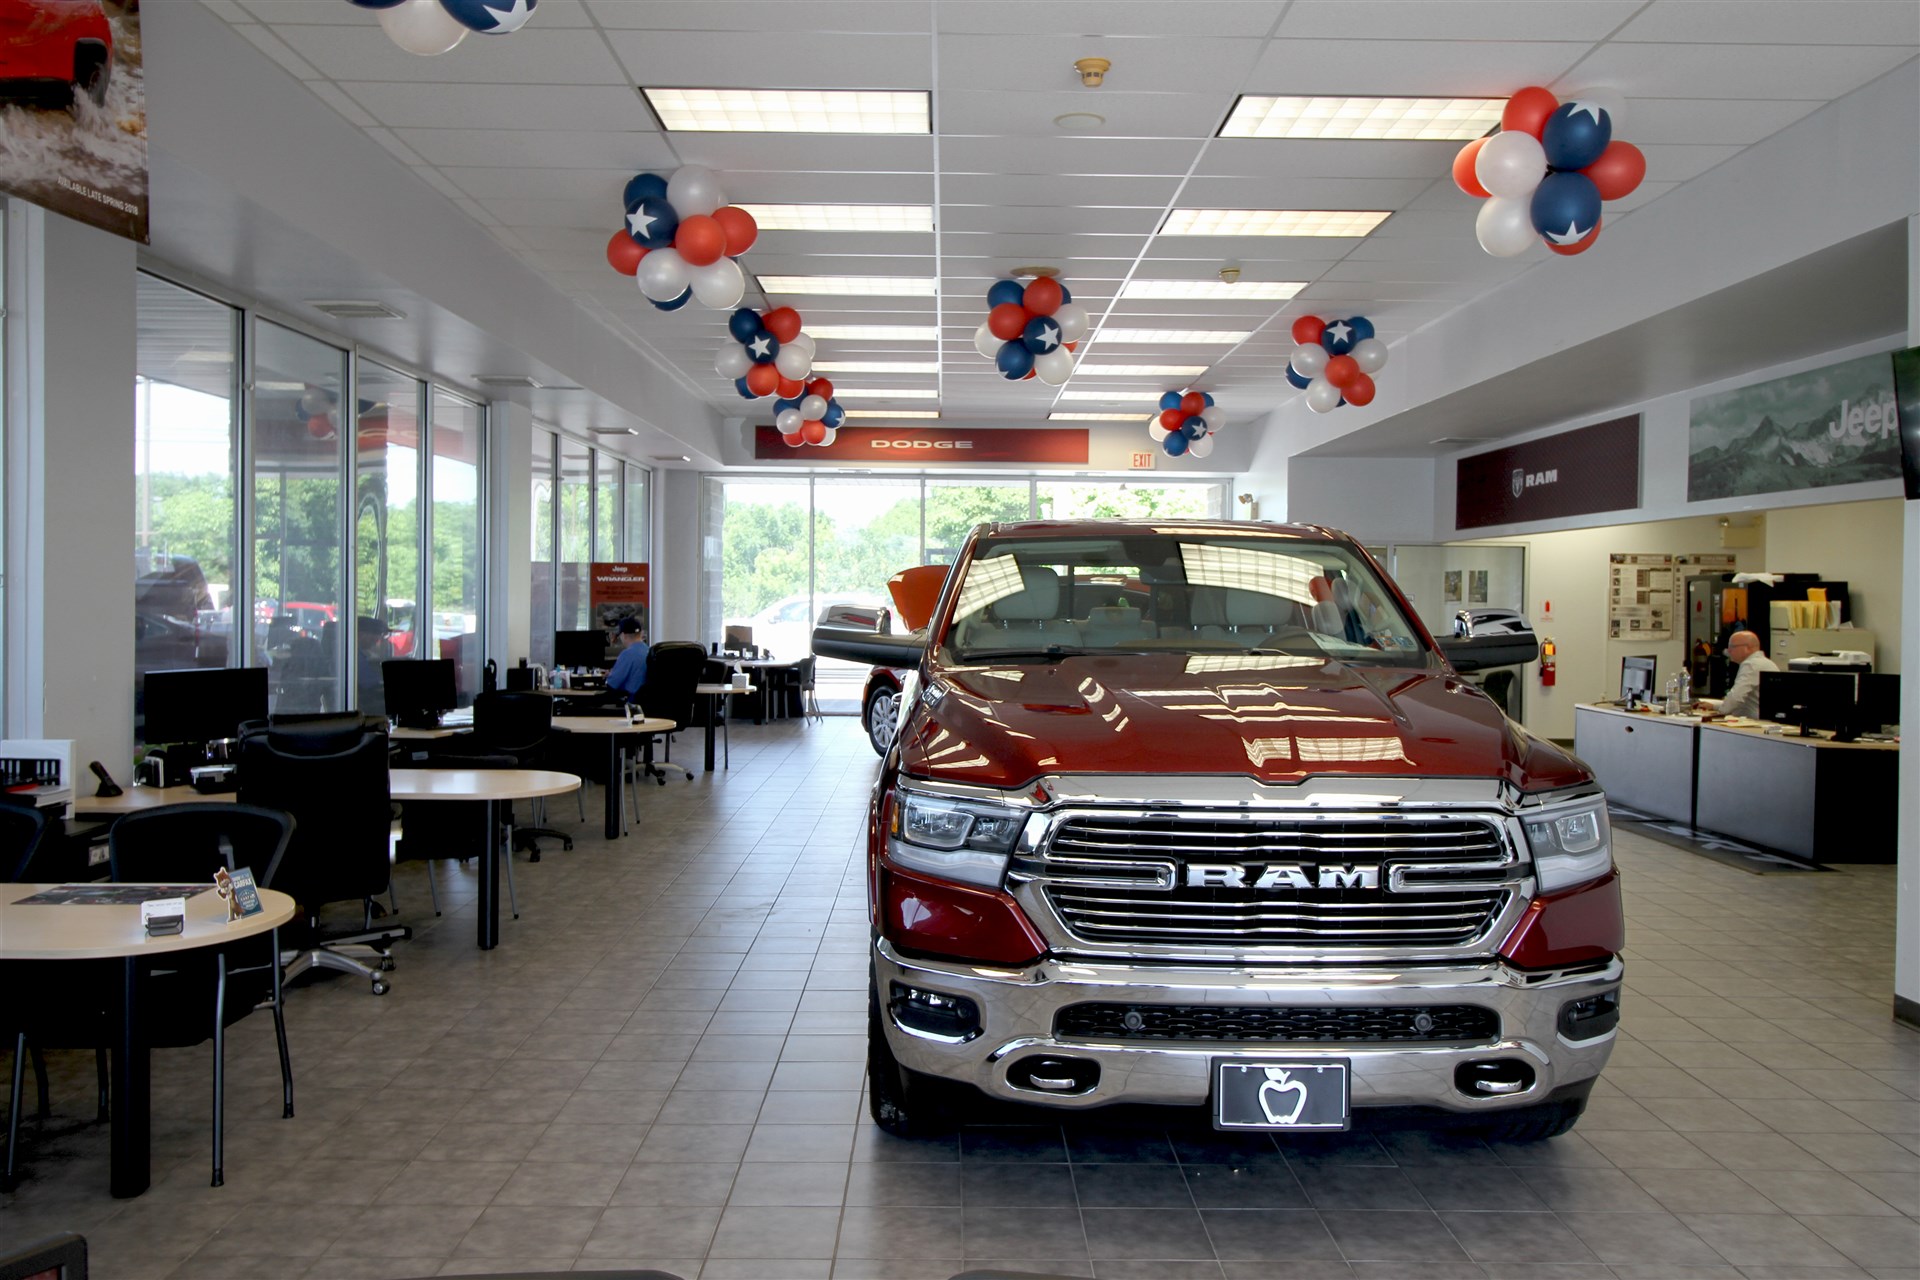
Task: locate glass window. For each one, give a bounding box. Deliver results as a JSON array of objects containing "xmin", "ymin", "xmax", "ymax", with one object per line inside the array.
[
  {"xmin": 530, "ymin": 429, "xmax": 555, "ymax": 669},
  {"xmin": 926, "ymin": 480, "xmax": 1031, "ymax": 564},
  {"xmin": 253, "ymin": 321, "xmax": 348, "ymax": 714},
  {"xmin": 556, "ymin": 436, "xmax": 592, "ymax": 632},
  {"xmin": 718, "ymin": 477, "xmax": 811, "ymax": 643},
  {"xmin": 431, "ymin": 391, "xmax": 484, "ymax": 705},
  {"xmin": 353, "ymin": 361, "xmax": 422, "ymax": 715},
  {"xmin": 1036, "ymin": 480, "xmax": 1223, "ymax": 520},
  {"xmin": 595, "ymin": 449, "xmax": 622, "ymax": 562},
  {"xmin": 811, "ymin": 476, "xmax": 918, "ymax": 668},
  {"xmin": 624, "ymin": 462, "xmax": 649, "ymax": 565},
  {"xmin": 134, "ymin": 275, "xmax": 238, "ymax": 735}
]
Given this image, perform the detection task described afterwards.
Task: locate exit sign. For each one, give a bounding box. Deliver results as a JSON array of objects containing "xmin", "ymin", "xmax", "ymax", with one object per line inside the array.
[{"xmin": 1129, "ymin": 451, "xmax": 1156, "ymax": 470}]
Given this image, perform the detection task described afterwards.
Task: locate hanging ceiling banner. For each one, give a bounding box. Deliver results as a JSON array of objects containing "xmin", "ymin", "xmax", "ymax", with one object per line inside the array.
[
  {"xmin": 754, "ymin": 425, "xmax": 1089, "ymax": 464},
  {"xmin": 1455, "ymin": 414, "xmax": 1641, "ymax": 530},
  {"xmin": 0, "ymin": 1, "xmax": 149, "ymax": 243}
]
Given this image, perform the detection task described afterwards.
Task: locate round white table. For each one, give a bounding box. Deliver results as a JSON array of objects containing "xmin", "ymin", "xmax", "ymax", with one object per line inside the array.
[{"xmin": 551, "ymin": 715, "xmax": 676, "ymax": 838}]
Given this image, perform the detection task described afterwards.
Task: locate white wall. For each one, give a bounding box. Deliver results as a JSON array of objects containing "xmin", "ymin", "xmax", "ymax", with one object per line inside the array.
[
  {"xmin": 657, "ymin": 470, "xmax": 702, "ymax": 645},
  {"xmin": 1765, "ymin": 499, "xmax": 1907, "ymax": 653},
  {"xmin": 489, "ymin": 401, "xmax": 533, "ymax": 666},
  {"xmin": 1287, "ymin": 457, "xmax": 1436, "ymax": 544}
]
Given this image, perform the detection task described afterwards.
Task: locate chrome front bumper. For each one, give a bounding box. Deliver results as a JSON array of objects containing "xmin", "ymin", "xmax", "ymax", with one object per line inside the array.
[{"xmin": 877, "ymin": 941, "xmax": 1621, "ymax": 1114}]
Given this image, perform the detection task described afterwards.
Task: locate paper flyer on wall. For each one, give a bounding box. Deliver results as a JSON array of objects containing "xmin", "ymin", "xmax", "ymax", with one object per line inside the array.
[
  {"xmin": 1608, "ymin": 553, "xmax": 1674, "ymax": 639},
  {"xmin": 589, "ymin": 562, "xmax": 650, "ymax": 634}
]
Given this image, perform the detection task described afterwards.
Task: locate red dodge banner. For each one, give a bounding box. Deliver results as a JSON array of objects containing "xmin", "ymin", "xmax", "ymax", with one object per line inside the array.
[{"xmin": 754, "ymin": 425, "xmax": 1088, "ymax": 463}]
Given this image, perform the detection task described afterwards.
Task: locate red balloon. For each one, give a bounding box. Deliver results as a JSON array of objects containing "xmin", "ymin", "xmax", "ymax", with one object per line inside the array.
[
  {"xmin": 712, "ymin": 205, "xmax": 758, "ymax": 256},
  {"xmin": 1452, "ymin": 137, "xmax": 1491, "ymax": 198},
  {"xmin": 776, "ymin": 376, "xmax": 804, "ymax": 399},
  {"xmin": 805, "ymin": 377, "xmax": 834, "ymax": 400},
  {"xmin": 988, "ymin": 303, "xmax": 1030, "ymax": 341},
  {"xmin": 1545, "ymin": 218, "xmax": 1603, "ymax": 256},
  {"xmin": 1343, "ymin": 372, "xmax": 1376, "ymax": 407},
  {"xmin": 763, "ymin": 307, "xmax": 803, "ymax": 343},
  {"xmin": 1159, "ymin": 408, "xmax": 1186, "ymax": 431},
  {"xmin": 673, "ymin": 214, "xmax": 725, "ymax": 267},
  {"xmin": 1323, "ymin": 354, "xmax": 1359, "ymax": 388},
  {"xmin": 606, "ymin": 229, "xmax": 647, "ymax": 276},
  {"xmin": 1502, "ymin": 86, "xmax": 1558, "ymax": 139},
  {"xmin": 745, "ymin": 364, "xmax": 779, "ymax": 396},
  {"xmin": 1290, "ymin": 315, "xmax": 1325, "ymax": 346},
  {"xmin": 306, "ymin": 414, "xmax": 335, "ymax": 440},
  {"xmin": 781, "ymin": 430, "xmax": 805, "ymax": 447},
  {"xmin": 1180, "ymin": 391, "xmax": 1205, "ymax": 416},
  {"xmin": 1022, "ymin": 277, "xmax": 1063, "ymax": 316},
  {"xmin": 800, "ymin": 419, "xmax": 828, "ymax": 445},
  {"xmin": 1022, "ymin": 369, "xmax": 1036, "ymax": 380},
  {"xmin": 1064, "ymin": 341, "xmax": 1077, "ymax": 352},
  {"xmin": 1582, "ymin": 141, "xmax": 1646, "ymax": 201}
]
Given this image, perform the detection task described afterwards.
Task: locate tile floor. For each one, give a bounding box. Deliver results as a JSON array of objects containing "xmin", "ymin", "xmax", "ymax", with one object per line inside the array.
[{"xmin": 2, "ymin": 716, "xmax": 1916, "ymax": 1280}]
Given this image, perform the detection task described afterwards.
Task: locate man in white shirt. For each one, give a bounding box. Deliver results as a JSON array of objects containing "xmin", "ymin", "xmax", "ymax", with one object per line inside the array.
[{"xmin": 1699, "ymin": 629, "xmax": 1779, "ymax": 718}]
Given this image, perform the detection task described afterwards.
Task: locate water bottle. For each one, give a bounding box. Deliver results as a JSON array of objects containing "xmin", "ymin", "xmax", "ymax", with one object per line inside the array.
[
  {"xmin": 1663, "ymin": 673, "xmax": 1679, "ymax": 716},
  {"xmin": 1677, "ymin": 669, "xmax": 1692, "ymax": 712}
]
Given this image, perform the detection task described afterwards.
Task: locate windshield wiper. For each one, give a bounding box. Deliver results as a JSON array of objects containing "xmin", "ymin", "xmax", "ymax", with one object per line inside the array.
[{"xmin": 959, "ymin": 645, "xmax": 1101, "ymax": 663}]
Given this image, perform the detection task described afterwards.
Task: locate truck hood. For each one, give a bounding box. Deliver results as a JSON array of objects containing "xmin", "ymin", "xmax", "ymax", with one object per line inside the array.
[{"xmin": 898, "ymin": 652, "xmax": 1587, "ymax": 793}]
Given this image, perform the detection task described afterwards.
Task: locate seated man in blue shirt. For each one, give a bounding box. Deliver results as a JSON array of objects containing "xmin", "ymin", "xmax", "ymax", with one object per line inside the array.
[{"xmin": 604, "ymin": 616, "xmax": 649, "ymax": 706}]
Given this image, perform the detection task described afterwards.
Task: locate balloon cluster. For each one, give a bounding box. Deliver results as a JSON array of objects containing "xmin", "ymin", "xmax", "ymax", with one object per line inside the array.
[
  {"xmin": 971, "ymin": 277, "xmax": 1088, "ymax": 384},
  {"xmin": 1148, "ymin": 390, "xmax": 1218, "ymax": 459},
  {"xmin": 1454, "ymin": 86, "xmax": 1646, "ymax": 258},
  {"xmin": 347, "ymin": 0, "xmax": 537, "ymax": 56},
  {"xmin": 603, "ymin": 168, "xmax": 758, "ymax": 312},
  {"xmin": 717, "ymin": 307, "xmax": 846, "ymax": 447},
  {"xmin": 297, "ymin": 387, "xmax": 338, "ymax": 440},
  {"xmin": 1284, "ymin": 315, "xmax": 1387, "ymax": 414}
]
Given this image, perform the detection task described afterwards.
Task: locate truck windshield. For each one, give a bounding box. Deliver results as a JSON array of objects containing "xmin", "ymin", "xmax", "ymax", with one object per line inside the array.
[{"xmin": 943, "ymin": 531, "xmax": 1428, "ymax": 666}]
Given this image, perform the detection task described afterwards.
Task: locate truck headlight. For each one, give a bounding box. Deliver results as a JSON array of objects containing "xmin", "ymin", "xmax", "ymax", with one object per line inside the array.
[
  {"xmin": 1522, "ymin": 797, "xmax": 1612, "ymax": 893},
  {"xmin": 889, "ymin": 786, "xmax": 1024, "ymax": 888}
]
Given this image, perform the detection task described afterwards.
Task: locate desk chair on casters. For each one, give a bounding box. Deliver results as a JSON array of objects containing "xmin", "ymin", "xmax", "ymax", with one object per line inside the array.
[
  {"xmin": 636, "ymin": 642, "xmax": 704, "ymax": 787},
  {"xmin": 237, "ymin": 715, "xmax": 410, "ymax": 996},
  {"xmin": 436, "ymin": 691, "xmax": 573, "ymax": 860}
]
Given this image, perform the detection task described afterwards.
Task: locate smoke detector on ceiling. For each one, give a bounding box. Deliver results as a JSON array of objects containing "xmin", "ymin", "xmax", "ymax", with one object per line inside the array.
[
  {"xmin": 1074, "ymin": 57, "xmax": 1110, "ymax": 87},
  {"xmin": 305, "ymin": 299, "xmax": 405, "ymax": 320},
  {"xmin": 1219, "ymin": 266, "xmax": 1242, "ymax": 285}
]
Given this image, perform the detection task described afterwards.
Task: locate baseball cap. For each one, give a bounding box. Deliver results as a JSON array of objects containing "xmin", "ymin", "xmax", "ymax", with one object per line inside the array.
[{"xmin": 617, "ymin": 616, "xmax": 644, "ymax": 635}]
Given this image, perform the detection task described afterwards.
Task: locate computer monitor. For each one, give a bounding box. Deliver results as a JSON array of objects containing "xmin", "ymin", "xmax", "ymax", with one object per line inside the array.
[
  {"xmin": 141, "ymin": 666, "xmax": 270, "ymax": 745},
  {"xmin": 383, "ymin": 658, "xmax": 458, "ymax": 729},
  {"xmin": 1855, "ymin": 672, "xmax": 1901, "ymax": 732},
  {"xmin": 723, "ymin": 624, "xmax": 754, "ymax": 653},
  {"xmin": 553, "ymin": 629, "xmax": 611, "ymax": 670},
  {"xmin": 1758, "ymin": 670, "xmax": 1856, "ymax": 736},
  {"xmin": 1619, "ymin": 655, "xmax": 1657, "ymax": 706}
]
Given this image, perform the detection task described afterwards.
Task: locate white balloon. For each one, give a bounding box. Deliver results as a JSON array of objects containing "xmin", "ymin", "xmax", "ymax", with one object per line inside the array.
[
  {"xmin": 820, "ymin": 427, "xmax": 838, "ymax": 446},
  {"xmin": 690, "ymin": 256, "xmax": 745, "ymax": 309},
  {"xmin": 1189, "ymin": 433, "xmax": 1216, "ymax": 459},
  {"xmin": 973, "ymin": 321, "xmax": 1000, "ymax": 360},
  {"xmin": 1350, "ymin": 337, "xmax": 1388, "ymax": 374},
  {"xmin": 799, "ymin": 394, "xmax": 828, "ymax": 420},
  {"xmin": 636, "ymin": 247, "xmax": 689, "ymax": 301},
  {"xmin": 378, "ymin": 0, "xmax": 468, "ymax": 54},
  {"xmin": 1475, "ymin": 130, "xmax": 1547, "ymax": 200},
  {"xmin": 1033, "ymin": 346, "xmax": 1074, "ymax": 386},
  {"xmin": 715, "ymin": 344, "xmax": 752, "ymax": 379},
  {"xmin": 1148, "ymin": 422, "xmax": 1170, "ymax": 442},
  {"xmin": 1290, "ymin": 343, "xmax": 1328, "ymax": 377},
  {"xmin": 775, "ymin": 407, "xmax": 802, "ymax": 433},
  {"xmin": 774, "ymin": 344, "xmax": 813, "ymax": 380},
  {"xmin": 1052, "ymin": 302, "xmax": 1089, "ymax": 343},
  {"xmin": 1305, "ymin": 377, "xmax": 1343, "ymax": 414},
  {"xmin": 667, "ymin": 165, "xmax": 726, "ymax": 217},
  {"xmin": 786, "ymin": 332, "xmax": 816, "ymax": 359},
  {"xmin": 1475, "ymin": 196, "xmax": 1538, "ymax": 258}
]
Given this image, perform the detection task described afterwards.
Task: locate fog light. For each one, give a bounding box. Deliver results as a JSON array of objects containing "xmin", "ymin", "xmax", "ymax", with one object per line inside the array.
[
  {"xmin": 1455, "ymin": 1059, "xmax": 1536, "ymax": 1097},
  {"xmin": 889, "ymin": 982, "xmax": 982, "ymax": 1042},
  {"xmin": 1557, "ymin": 989, "xmax": 1621, "ymax": 1041},
  {"xmin": 1009, "ymin": 1055, "xmax": 1099, "ymax": 1095}
]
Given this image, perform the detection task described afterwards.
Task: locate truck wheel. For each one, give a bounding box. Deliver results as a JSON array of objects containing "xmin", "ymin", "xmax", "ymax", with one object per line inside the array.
[
  {"xmin": 864, "ymin": 685, "xmax": 899, "ymax": 757},
  {"xmin": 1477, "ymin": 1095, "xmax": 1584, "ymax": 1143},
  {"xmin": 867, "ymin": 975, "xmax": 953, "ymax": 1137},
  {"xmin": 72, "ymin": 42, "xmax": 110, "ymax": 109}
]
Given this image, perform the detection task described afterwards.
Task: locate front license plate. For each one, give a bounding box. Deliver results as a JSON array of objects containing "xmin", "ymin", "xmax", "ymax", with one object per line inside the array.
[{"xmin": 1213, "ymin": 1059, "xmax": 1351, "ymax": 1131}]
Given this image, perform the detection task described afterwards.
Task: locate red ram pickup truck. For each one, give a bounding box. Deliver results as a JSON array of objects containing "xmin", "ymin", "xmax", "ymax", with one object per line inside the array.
[{"xmin": 814, "ymin": 519, "xmax": 1622, "ymax": 1142}]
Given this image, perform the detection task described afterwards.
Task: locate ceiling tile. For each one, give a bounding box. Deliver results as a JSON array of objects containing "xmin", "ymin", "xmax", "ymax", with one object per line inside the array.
[
  {"xmin": 605, "ymin": 29, "xmax": 933, "ymax": 91},
  {"xmin": 1562, "ymin": 41, "xmax": 1914, "ymax": 100},
  {"xmin": 1277, "ymin": 0, "xmax": 1641, "ymax": 42},
  {"xmin": 938, "ymin": 2, "xmax": 1287, "ymax": 39},
  {"xmin": 938, "ymin": 90, "xmax": 1228, "ymax": 138},
  {"xmin": 1622, "ymin": 97, "xmax": 1824, "ymax": 145},
  {"xmin": 339, "ymin": 82, "xmax": 653, "ymax": 132},
  {"xmin": 587, "ymin": 0, "xmax": 932, "ymax": 32},
  {"xmin": 1612, "ymin": 0, "xmax": 1920, "ymax": 45},
  {"xmin": 393, "ymin": 129, "xmax": 678, "ymax": 170},
  {"xmin": 1195, "ymin": 138, "xmax": 1462, "ymax": 180},
  {"xmin": 941, "ymin": 134, "xmax": 1198, "ymax": 176},
  {"xmin": 1249, "ymin": 38, "xmax": 1591, "ymax": 96},
  {"xmin": 274, "ymin": 26, "xmax": 631, "ymax": 84}
]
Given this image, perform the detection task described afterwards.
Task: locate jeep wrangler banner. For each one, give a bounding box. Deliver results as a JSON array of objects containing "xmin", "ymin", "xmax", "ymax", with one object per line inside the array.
[
  {"xmin": 754, "ymin": 425, "xmax": 1089, "ymax": 464},
  {"xmin": 0, "ymin": 0, "xmax": 148, "ymax": 243},
  {"xmin": 1456, "ymin": 415, "xmax": 1641, "ymax": 530}
]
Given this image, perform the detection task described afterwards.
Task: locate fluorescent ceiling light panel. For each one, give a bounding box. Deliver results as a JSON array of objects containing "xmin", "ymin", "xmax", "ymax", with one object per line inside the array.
[
  {"xmin": 829, "ymin": 388, "xmax": 939, "ymax": 400},
  {"xmin": 1050, "ymin": 412, "xmax": 1150, "ymax": 421},
  {"xmin": 1222, "ymin": 94, "xmax": 1504, "ymax": 141},
  {"xmin": 1075, "ymin": 364, "xmax": 1208, "ymax": 378},
  {"xmin": 642, "ymin": 88, "xmax": 931, "ymax": 135},
  {"xmin": 1161, "ymin": 209, "xmax": 1391, "ymax": 237},
  {"xmin": 843, "ymin": 409, "xmax": 939, "ymax": 419},
  {"xmin": 806, "ymin": 324, "xmax": 938, "ymax": 341},
  {"xmin": 1095, "ymin": 328, "xmax": 1252, "ymax": 345},
  {"xmin": 811, "ymin": 361, "xmax": 939, "ymax": 374},
  {"xmin": 1120, "ymin": 279, "xmax": 1304, "ymax": 301},
  {"xmin": 757, "ymin": 275, "xmax": 936, "ymax": 297},
  {"xmin": 733, "ymin": 204, "xmax": 933, "ymax": 232},
  {"xmin": 1059, "ymin": 390, "xmax": 1168, "ymax": 402}
]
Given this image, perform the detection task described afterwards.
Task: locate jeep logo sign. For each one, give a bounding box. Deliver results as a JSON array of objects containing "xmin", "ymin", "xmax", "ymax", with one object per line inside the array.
[{"xmin": 1186, "ymin": 863, "xmax": 1381, "ymax": 890}]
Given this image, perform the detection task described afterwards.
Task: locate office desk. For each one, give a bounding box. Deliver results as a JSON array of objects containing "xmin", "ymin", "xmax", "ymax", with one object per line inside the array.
[
  {"xmin": 721, "ymin": 658, "xmax": 796, "ymax": 722},
  {"xmin": 1695, "ymin": 721, "xmax": 1900, "ymax": 862},
  {"xmin": 1573, "ymin": 704, "xmax": 1702, "ymax": 824},
  {"xmin": 75, "ymin": 769, "xmax": 580, "ymax": 950},
  {"xmin": 0, "ymin": 883, "xmax": 296, "ymax": 1198},
  {"xmin": 551, "ymin": 715, "xmax": 675, "ymax": 838},
  {"xmin": 694, "ymin": 684, "xmax": 752, "ymax": 771}
]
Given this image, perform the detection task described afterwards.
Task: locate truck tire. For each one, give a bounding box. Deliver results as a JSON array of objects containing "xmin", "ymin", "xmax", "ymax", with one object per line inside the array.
[
  {"xmin": 72, "ymin": 42, "xmax": 110, "ymax": 108},
  {"xmin": 867, "ymin": 974, "xmax": 955, "ymax": 1137},
  {"xmin": 1477, "ymin": 1095, "xmax": 1585, "ymax": 1143},
  {"xmin": 864, "ymin": 684, "xmax": 899, "ymax": 757}
]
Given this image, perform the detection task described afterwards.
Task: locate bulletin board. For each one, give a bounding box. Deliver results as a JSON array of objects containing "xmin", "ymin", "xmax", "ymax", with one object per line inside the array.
[{"xmin": 1608, "ymin": 553, "xmax": 1674, "ymax": 639}]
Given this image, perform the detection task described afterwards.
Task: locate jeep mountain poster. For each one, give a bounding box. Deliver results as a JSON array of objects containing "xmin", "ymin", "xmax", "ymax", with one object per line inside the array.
[
  {"xmin": 0, "ymin": 0, "xmax": 149, "ymax": 243},
  {"xmin": 1687, "ymin": 352, "xmax": 1902, "ymax": 501}
]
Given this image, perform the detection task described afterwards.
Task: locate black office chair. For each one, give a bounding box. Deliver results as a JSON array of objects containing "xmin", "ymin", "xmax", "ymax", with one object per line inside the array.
[
  {"xmin": 237, "ymin": 714, "xmax": 410, "ymax": 996},
  {"xmin": 466, "ymin": 691, "xmax": 572, "ymax": 858},
  {"xmin": 636, "ymin": 641, "xmax": 705, "ymax": 785},
  {"xmin": 0, "ymin": 803, "xmax": 52, "ymax": 883}
]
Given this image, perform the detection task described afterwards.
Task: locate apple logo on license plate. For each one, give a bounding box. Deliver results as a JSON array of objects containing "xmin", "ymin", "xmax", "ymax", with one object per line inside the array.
[{"xmin": 1214, "ymin": 1059, "xmax": 1351, "ymax": 1131}]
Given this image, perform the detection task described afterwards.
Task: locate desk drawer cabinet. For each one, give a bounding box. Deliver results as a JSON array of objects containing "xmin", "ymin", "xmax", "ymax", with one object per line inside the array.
[{"xmin": 1573, "ymin": 707, "xmax": 1695, "ymax": 825}]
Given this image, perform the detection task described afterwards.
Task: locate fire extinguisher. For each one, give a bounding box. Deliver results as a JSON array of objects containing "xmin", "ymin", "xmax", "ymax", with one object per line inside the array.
[{"xmin": 1539, "ymin": 637, "xmax": 1557, "ymax": 687}]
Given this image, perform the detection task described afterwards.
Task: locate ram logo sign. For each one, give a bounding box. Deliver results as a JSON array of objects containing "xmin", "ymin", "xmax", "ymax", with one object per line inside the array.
[{"xmin": 1185, "ymin": 863, "xmax": 1381, "ymax": 891}]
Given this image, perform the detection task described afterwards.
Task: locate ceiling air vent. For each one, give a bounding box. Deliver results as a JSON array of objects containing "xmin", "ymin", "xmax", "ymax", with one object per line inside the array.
[
  {"xmin": 652, "ymin": 454, "xmax": 691, "ymax": 463},
  {"xmin": 474, "ymin": 374, "xmax": 543, "ymax": 389},
  {"xmin": 305, "ymin": 299, "xmax": 405, "ymax": 320},
  {"xmin": 586, "ymin": 427, "xmax": 638, "ymax": 435},
  {"xmin": 1430, "ymin": 436, "xmax": 1494, "ymax": 447}
]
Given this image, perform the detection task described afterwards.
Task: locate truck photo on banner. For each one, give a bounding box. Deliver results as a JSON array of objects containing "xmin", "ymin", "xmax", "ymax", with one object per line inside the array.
[
  {"xmin": 0, "ymin": 0, "xmax": 148, "ymax": 243},
  {"xmin": 1688, "ymin": 351, "xmax": 1902, "ymax": 501}
]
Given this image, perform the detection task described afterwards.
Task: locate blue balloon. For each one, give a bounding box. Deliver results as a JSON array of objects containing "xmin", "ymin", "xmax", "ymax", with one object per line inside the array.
[
  {"xmin": 996, "ymin": 340, "xmax": 1035, "ymax": 380},
  {"xmin": 986, "ymin": 279, "xmax": 1026, "ymax": 309},
  {"xmin": 1530, "ymin": 171, "xmax": 1603, "ymax": 242},
  {"xmin": 1163, "ymin": 432, "xmax": 1190, "ymax": 457},
  {"xmin": 1158, "ymin": 391, "xmax": 1183, "ymax": 411},
  {"xmin": 728, "ymin": 308, "xmax": 765, "ymax": 344},
  {"xmin": 1183, "ymin": 416, "xmax": 1207, "ymax": 439},
  {"xmin": 1200, "ymin": 392, "xmax": 1215, "ymax": 408},
  {"xmin": 1021, "ymin": 315, "xmax": 1063, "ymax": 355},
  {"xmin": 1320, "ymin": 318, "xmax": 1359, "ymax": 356},
  {"xmin": 1542, "ymin": 101, "xmax": 1612, "ymax": 172},
  {"xmin": 734, "ymin": 376, "xmax": 756, "ymax": 399},
  {"xmin": 439, "ymin": 0, "xmax": 540, "ymax": 32},
  {"xmin": 624, "ymin": 195, "xmax": 678, "ymax": 249},
  {"xmin": 1058, "ymin": 284, "xmax": 1072, "ymax": 304},
  {"xmin": 1346, "ymin": 316, "xmax": 1375, "ymax": 343},
  {"xmin": 745, "ymin": 332, "xmax": 780, "ymax": 365},
  {"xmin": 771, "ymin": 397, "xmax": 798, "ymax": 415},
  {"xmin": 1285, "ymin": 363, "xmax": 1312, "ymax": 390},
  {"xmin": 822, "ymin": 402, "xmax": 846, "ymax": 429},
  {"xmin": 346, "ymin": 0, "xmax": 406, "ymax": 7},
  {"xmin": 650, "ymin": 287, "xmax": 693, "ymax": 312},
  {"xmin": 623, "ymin": 172, "xmax": 668, "ymax": 208}
]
